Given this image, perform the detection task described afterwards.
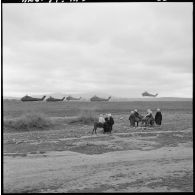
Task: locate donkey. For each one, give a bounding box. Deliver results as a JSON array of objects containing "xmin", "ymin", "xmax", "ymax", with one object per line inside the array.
[
  {"xmin": 92, "ymin": 122, "xmax": 111, "ymax": 134},
  {"xmin": 134, "ymin": 114, "xmax": 144, "ymax": 127},
  {"xmin": 139, "ymin": 116, "xmax": 155, "ymax": 127},
  {"xmin": 92, "ymin": 122, "xmax": 104, "ymax": 134},
  {"xmin": 134, "ymin": 114, "xmax": 154, "ymax": 127}
]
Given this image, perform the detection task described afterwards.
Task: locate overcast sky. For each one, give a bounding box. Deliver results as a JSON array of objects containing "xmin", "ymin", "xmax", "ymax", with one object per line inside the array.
[{"xmin": 3, "ymin": 3, "xmax": 192, "ymax": 98}]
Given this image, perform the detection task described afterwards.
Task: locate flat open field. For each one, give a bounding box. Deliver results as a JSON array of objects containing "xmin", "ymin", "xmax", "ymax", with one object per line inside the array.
[
  {"xmin": 3, "ymin": 100, "xmax": 192, "ymax": 118},
  {"xmin": 3, "ymin": 100, "xmax": 193, "ymax": 192}
]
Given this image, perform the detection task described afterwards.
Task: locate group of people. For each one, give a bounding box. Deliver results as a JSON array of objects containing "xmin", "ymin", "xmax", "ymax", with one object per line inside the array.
[
  {"xmin": 97, "ymin": 108, "xmax": 162, "ymax": 134},
  {"xmin": 98, "ymin": 113, "xmax": 115, "ymax": 133},
  {"xmin": 129, "ymin": 108, "xmax": 162, "ymax": 127}
]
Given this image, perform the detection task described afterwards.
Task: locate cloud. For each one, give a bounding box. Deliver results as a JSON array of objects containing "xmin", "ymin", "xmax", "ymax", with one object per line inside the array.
[{"xmin": 3, "ymin": 3, "xmax": 192, "ymax": 98}]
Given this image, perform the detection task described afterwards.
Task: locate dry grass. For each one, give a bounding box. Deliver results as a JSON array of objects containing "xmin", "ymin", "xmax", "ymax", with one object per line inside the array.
[
  {"xmin": 4, "ymin": 100, "xmax": 192, "ymax": 118},
  {"xmin": 68, "ymin": 108, "xmax": 98, "ymax": 124},
  {"xmin": 4, "ymin": 113, "xmax": 53, "ymax": 131}
]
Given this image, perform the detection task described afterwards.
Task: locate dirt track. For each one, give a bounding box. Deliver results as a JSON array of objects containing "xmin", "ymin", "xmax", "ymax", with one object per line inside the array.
[{"xmin": 3, "ymin": 128, "xmax": 193, "ymax": 192}]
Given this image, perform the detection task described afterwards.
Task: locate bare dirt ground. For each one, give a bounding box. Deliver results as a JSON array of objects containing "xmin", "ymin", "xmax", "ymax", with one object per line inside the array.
[
  {"xmin": 3, "ymin": 113, "xmax": 193, "ymax": 193},
  {"xmin": 4, "ymin": 144, "xmax": 192, "ymax": 193}
]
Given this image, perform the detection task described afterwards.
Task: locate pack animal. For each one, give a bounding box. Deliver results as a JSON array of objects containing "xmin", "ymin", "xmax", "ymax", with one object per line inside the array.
[
  {"xmin": 92, "ymin": 121, "xmax": 111, "ymax": 134},
  {"xmin": 134, "ymin": 114, "xmax": 144, "ymax": 127},
  {"xmin": 92, "ymin": 122, "xmax": 104, "ymax": 134},
  {"xmin": 133, "ymin": 114, "xmax": 154, "ymax": 127}
]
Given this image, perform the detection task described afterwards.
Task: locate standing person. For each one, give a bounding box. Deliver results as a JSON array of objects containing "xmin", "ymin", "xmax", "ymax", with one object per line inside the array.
[
  {"xmin": 155, "ymin": 108, "xmax": 162, "ymax": 126},
  {"xmin": 134, "ymin": 109, "xmax": 141, "ymax": 127},
  {"xmin": 129, "ymin": 111, "xmax": 135, "ymax": 127},
  {"xmin": 99, "ymin": 114, "xmax": 105, "ymax": 124},
  {"xmin": 104, "ymin": 114, "xmax": 110, "ymax": 133},
  {"xmin": 134, "ymin": 109, "xmax": 139, "ymax": 117},
  {"xmin": 108, "ymin": 113, "xmax": 114, "ymax": 132},
  {"xmin": 98, "ymin": 114, "xmax": 105, "ymax": 132}
]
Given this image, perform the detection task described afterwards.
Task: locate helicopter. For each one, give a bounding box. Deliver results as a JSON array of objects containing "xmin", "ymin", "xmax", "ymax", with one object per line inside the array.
[
  {"xmin": 90, "ymin": 95, "xmax": 111, "ymax": 101},
  {"xmin": 142, "ymin": 91, "xmax": 158, "ymax": 97},
  {"xmin": 21, "ymin": 95, "xmax": 46, "ymax": 102}
]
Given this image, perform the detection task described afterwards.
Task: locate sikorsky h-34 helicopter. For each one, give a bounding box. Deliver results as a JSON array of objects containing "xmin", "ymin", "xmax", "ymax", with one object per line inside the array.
[
  {"xmin": 46, "ymin": 96, "xmax": 65, "ymax": 102},
  {"xmin": 90, "ymin": 95, "xmax": 111, "ymax": 102},
  {"xmin": 142, "ymin": 91, "xmax": 158, "ymax": 97},
  {"xmin": 21, "ymin": 95, "xmax": 46, "ymax": 102},
  {"xmin": 66, "ymin": 96, "xmax": 82, "ymax": 101}
]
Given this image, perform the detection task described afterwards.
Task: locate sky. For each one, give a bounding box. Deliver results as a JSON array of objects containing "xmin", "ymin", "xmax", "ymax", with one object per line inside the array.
[{"xmin": 3, "ymin": 2, "xmax": 193, "ymax": 98}]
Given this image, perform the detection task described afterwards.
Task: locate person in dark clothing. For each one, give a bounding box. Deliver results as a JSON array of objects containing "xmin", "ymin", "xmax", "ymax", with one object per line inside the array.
[
  {"xmin": 108, "ymin": 113, "xmax": 114, "ymax": 132},
  {"xmin": 155, "ymin": 108, "xmax": 162, "ymax": 126},
  {"xmin": 134, "ymin": 109, "xmax": 142, "ymax": 127},
  {"xmin": 129, "ymin": 111, "xmax": 135, "ymax": 127},
  {"xmin": 134, "ymin": 109, "xmax": 139, "ymax": 118},
  {"xmin": 104, "ymin": 114, "xmax": 110, "ymax": 133}
]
